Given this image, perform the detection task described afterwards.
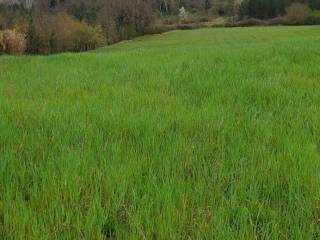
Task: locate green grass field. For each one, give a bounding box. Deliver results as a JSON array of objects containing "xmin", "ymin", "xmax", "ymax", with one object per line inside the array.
[{"xmin": 1, "ymin": 26, "xmax": 320, "ymax": 239}]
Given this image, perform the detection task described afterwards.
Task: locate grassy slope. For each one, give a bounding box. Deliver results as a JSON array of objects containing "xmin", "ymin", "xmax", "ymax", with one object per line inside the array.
[{"xmin": 1, "ymin": 26, "xmax": 320, "ymax": 239}]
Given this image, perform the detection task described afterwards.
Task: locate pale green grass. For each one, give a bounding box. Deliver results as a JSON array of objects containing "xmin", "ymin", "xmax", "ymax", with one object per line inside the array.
[{"xmin": 1, "ymin": 26, "xmax": 320, "ymax": 239}]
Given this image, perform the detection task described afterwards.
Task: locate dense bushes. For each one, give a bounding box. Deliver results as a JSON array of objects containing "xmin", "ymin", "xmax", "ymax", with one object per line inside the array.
[
  {"xmin": 1, "ymin": 7, "xmax": 106, "ymax": 54},
  {"xmin": 232, "ymin": 2, "xmax": 319, "ymax": 27},
  {"xmin": 239, "ymin": 0, "xmax": 312, "ymax": 19},
  {"xmin": 285, "ymin": 3, "xmax": 310, "ymax": 25},
  {"xmin": 231, "ymin": 18, "xmax": 267, "ymax": 27},
  {"xmin": 0, "ymin": 30, "xmax": 26, "ymax": 55},
  {"xmin": 226, "ymin": 17, "xmax": 286, "ymax": 27},
  {"xmin": 177, "ymin": 23, "xmax": 204, "ymax": 30},
  {"xmin": 306, "ymin": 10, "xmax": 320, "ymax": 24},
  {"xmin": 27, "ymin": 13, "xmax": 106, "ymax": 54},
  {"xmin": 96, "ymin": 0, "xmax": 154, "ymax": 44},
  {"xmin": 0, "ymin": 7, "xmax": 29, "ymax": 32}
]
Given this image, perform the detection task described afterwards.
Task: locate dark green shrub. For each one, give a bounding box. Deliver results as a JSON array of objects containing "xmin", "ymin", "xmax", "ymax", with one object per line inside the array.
[
  {"xmin": 306, "ymin": 10, "xmax": 320, "ymax": 24},
  {"xmin": 177, "ymin": 23, "xmax": 204, "ymax": 30}
]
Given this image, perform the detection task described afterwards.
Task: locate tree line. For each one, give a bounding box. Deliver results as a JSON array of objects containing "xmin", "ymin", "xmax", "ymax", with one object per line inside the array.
[
  {"xmin": 1, "ymin": 0, "xmax": 320, "ymax": 54},
  {"xmin": 239, "ymin": 0, "xmax": 320, "ymax": 19}
]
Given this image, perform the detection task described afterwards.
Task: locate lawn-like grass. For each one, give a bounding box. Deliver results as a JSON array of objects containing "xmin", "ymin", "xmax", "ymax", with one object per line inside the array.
[{"xmin": 1, "ymin": 26, "xmax": 320, "ymax": 239}]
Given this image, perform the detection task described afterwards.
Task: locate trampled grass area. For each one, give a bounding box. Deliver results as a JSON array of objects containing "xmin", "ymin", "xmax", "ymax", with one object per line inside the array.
[{"xmin": 1, "ymin": 26, "xmax": 320, "ymax": 239}]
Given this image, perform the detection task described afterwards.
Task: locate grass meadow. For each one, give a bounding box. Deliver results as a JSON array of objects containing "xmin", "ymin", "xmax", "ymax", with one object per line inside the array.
[{"xmin": 1, "ymin": 26, "xmax": 320, "ymax": 239}]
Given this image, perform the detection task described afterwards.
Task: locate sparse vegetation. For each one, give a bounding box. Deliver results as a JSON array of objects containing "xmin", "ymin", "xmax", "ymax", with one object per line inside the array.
[{"xmin": 1, "ymin": 26, "xmax": 320, "ymax": 239}]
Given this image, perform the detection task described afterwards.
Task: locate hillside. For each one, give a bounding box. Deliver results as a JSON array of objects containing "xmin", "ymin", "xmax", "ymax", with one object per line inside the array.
[{"xmin": 1, "ymin": 26, "xmax": 320, "ymax": 239}]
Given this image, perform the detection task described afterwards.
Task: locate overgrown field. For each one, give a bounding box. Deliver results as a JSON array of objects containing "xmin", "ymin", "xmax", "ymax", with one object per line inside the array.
[{"xmin": 1, "ymin": 26, "xmax": 320, "ymax": 239}]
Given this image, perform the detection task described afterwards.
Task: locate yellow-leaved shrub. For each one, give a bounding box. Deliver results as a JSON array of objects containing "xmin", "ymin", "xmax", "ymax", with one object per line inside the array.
[{"xmin": 0, "ymin": 30, "xmax": 26, "ymax": 55}]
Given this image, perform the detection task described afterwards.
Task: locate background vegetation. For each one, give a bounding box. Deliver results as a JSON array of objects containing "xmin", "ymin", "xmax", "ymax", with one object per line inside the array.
[
  {"xmin": 1, "ymin": 26, "xmax": 320, "ymax": 239},
  {"xmin": 1, "ymin": 0, "xmax": 320, "ymax": 54}
]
